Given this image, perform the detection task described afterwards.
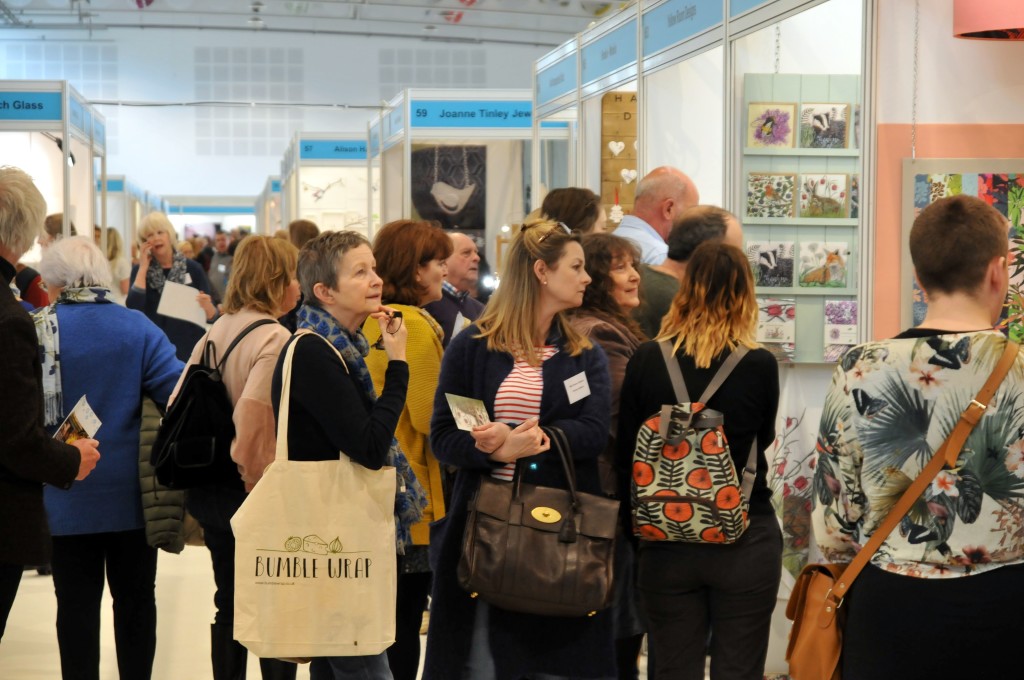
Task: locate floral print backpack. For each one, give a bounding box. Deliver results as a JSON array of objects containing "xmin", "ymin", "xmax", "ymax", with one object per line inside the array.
[{"xmin": 630, "ymin": 342, "xmax": 758, "ymax": 544}]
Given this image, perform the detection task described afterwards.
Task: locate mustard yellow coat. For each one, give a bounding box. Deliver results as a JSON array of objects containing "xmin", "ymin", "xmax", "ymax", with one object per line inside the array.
[{"xmin": 363, "ymin": 304, "xmax": 446, "ymax": 545}]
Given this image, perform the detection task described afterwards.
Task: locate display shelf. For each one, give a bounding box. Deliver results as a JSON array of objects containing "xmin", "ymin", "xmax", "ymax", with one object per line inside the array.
[
  {"xmin": 743, "ymin": 217, "xmax": 858, "ymax": 226},
  {"xmin": 743, "ymin": 147, "xmax": 859, "ymax": 157},
  {"xmin": 755, "ymin": 287, "xmax": 857, "ymax": 296}
]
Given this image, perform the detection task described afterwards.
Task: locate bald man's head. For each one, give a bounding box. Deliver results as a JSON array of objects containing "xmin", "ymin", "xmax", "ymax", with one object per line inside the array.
[{"xmin": 632, "ymin": 166, "xmax": 700, "ymax": 240}]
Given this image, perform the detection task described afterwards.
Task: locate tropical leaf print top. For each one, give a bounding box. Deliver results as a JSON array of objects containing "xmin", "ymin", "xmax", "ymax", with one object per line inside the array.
[{"xmin": 812, "ymin": 331, "xmax": 1024, "ymax": 578}]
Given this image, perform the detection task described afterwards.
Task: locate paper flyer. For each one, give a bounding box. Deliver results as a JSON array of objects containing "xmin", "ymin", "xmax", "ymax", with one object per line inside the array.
[
  {"xmin": 53, "ymin": 395, "xmax": 101, "ymax": 443},
  {"xmin": 157, "ymin": 280, "xmax": 208, "ymax": 328},
  {"xmin": 445, "ymin": 393, "xmax": 490, "ymax": 432}
]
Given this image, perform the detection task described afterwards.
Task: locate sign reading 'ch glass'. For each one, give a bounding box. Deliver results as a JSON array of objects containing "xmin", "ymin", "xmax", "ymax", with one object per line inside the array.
[
  {"xmin": 0, "ymin": 91, "xmax": 62, "ymax": 121},
  {"xmin": 410, "ymin": 100, "xmax": 532, "ymax": 128}
]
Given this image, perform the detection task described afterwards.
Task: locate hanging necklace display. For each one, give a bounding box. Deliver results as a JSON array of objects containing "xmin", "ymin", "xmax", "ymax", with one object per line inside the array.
[{"xmin": 430, "ymin": 145, "xmax": 476, "ymax": 215}]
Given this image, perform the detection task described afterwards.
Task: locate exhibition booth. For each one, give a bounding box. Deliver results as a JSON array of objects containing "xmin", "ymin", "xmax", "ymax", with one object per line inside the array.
[
  {"xmin": 279, "ymin": 132, "xmax": 372, "ymax": 237},
  {"xmin": 370, "ymin": 88, "xmax": 535, "ymax": 270},
  {"xmin": 255, "ymin": 176, "xmax": 281, "ymax": 235},
  {"xmin": 0, "ymin": 80, "xmax": 106, "ymax": 264}
]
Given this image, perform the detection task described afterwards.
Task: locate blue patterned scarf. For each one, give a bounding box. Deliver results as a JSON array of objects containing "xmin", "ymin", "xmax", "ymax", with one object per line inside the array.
[
  {"xmin": 295, "ymin": 303, "xmax": 426, "ymax": 555},
  {"xmin": 31, "ymin": 287, "xmax": 114, "ymax": 426}
]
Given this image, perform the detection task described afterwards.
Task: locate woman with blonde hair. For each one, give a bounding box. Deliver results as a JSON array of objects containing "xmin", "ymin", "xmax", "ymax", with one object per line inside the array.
[
  {"xmin": 127, "ymin": 212, "xmax": 217, "ymax": 360},
  {"xmin": 616, "ymin": 241, "xmax": 780, "ymax": 680},
  {"xmin": 93, "ymin": 226, "xmax": 130, "ymax": 303},
  {"xmin": 171, "ymin": 235, "xmax": 301, "ymax": 680},
  {"xmin": 424, "ymin": 218, "xmax": 615, "ymax": 680}
]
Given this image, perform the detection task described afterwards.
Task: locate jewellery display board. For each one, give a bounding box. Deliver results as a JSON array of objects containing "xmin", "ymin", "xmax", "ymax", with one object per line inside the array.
[
  {"xmin": 0, "ymin": 80, "xmax": 106, "ymax": 263},
  {"xmin": 280, "ymin": 133, "xmax": 371, "ymax": 237},
  {"xmin": 741, "ymin": 72, "xmax": 861, "ymax": 363},
  {"xmin": 369, "ymin": 88, "xmax": 535, "ymax": 272}
]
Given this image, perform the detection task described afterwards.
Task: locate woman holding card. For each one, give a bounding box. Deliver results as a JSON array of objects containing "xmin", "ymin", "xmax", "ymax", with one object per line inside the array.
[
  {"xmin": 424, "ymin": 218, "xmax": 615, "ymax": 680},
  {"xmin": 34, "ymin": 236, "xmax": 184, "ymax": 680},
  {"xmin": 361, "ymin": 219, "xmax": 451, "ymax": 680},
  {"xmin": 127, "ymin": 211, "xmax": 217, "ymax": 361}
]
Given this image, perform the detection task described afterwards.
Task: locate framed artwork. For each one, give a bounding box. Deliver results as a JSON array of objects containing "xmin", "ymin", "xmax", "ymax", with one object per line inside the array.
[
  {"xmin": 901, "ymin": 159, "xmax": 1024, "ymax": 335},
  {"xmin": 746, "ymin": 172, "xmax": 797, "ymax": 218},
  {"xmin": 410, "ymin": 144, "xmax": 487, "ymax": 230},
  {"xmin": 757, "ymin": 297, "xmax": 796, "ymax": 362},
  {"xmin": 799, "ymin": 173, "xmax": 848, "ymax": 218},
  {"xmin": 824, "ymin": 299, "xmax": 858, "ymax": 362},
  {"xmin": 799, "ymin": 103, "xmax": 850, "ymax": 149},
  {"xmin": 746, "ymin": 103, "xmax": 796, "ymax": 148},
  {"xmin": 746, "ymin": 241, "xmax": 795, "ymax": 287},
  {"xmin": 798, "ymin": 241, "xmax": 849, "ymax": 288}
]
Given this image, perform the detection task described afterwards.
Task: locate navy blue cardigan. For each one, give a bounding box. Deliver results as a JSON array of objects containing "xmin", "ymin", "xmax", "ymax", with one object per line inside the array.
[
  {"xmin": 127, "ymin": 258, "xmax": 213, "ymax": 362},
  {"xmin": 423, "ymin": 323, "xmax": 616, "ymax": 680}
]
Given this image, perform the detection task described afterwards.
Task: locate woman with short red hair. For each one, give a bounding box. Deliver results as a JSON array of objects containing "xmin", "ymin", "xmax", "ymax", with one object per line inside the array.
[{"xmin": 362, "ymin": 219, "xmax": 453, "ymax": 680}]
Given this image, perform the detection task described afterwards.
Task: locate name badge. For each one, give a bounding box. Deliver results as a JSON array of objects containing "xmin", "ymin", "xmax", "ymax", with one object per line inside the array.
[
  {"xmin": 217, "ymin": 264, "xmax": 227, "ymax": 273},
  {"xmin": 564, "ymin": 371, "xmax": 590, "ymax": 404},
  {"xmin": 450, "ymin": 312, "xmax": 467, "ymax": 340},
  {"xmin": 184, "ymin": 273, "xmax": 193, "ymax": 285}
]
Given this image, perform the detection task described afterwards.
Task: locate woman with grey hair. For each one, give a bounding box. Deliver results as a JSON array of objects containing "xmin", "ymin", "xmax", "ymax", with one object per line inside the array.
[
  {"xmin": 0, "ymin": 166, "xmax": 98, "ymax": 643},
  {"xmin": 35, "ymin": 236, "xmax": 184, "ymax": 679},
  {"xmin": 127, "ymin": 211, "xmax": 217, "ymax": 360}
]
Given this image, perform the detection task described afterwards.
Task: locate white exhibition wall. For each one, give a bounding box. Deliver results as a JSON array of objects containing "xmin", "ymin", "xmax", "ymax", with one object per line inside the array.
[
  {"xmin": 1, "ymin": 29, "xmax": 548, "ymax": 198},
  {"xmin": 877, "ymin": 0, "xmax": 1024, "ymax": 124}
]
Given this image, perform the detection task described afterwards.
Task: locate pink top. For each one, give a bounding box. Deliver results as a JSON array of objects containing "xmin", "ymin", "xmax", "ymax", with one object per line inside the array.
[{"xmin": 490, "ymin": 345, "xmax": 557, "ymax": 481}]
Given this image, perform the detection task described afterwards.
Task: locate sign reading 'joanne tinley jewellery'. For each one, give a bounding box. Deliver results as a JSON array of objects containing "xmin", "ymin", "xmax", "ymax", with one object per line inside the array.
[{"xmin": 410, "ymin": 100, "xmax": 532, "ymax": 128}]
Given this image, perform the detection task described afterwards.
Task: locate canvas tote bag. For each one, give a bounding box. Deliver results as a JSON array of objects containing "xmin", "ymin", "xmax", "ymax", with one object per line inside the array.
[{"xmin": 231, "ymin": 330, "xmax": 398, "ymax": 658}]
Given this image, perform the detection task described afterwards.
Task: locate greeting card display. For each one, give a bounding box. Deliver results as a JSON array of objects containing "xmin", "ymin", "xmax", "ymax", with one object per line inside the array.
[
  {"xmin": 799, "ymin": 103, "xmax": 849, "ymax": 149},
  {"xmin": 747, "ymin": 103, "xmax": 796, "ymax": 148},
  {"xmin": 746, "ymin": 241, "xmax": 795, "ymax": 287},
  {"xmin": 823, "ymin": 299, "xmax": 858, "ymax": 362},
  {"xmin": 747, "ymin": 173, "xmax": 797, "ymax": 218},
  {"xmin": 798, "ymin": 174, "xmax": 847, "ymax": 219},
  {"xmin": 757, "ymin": 297, "xmax": 796, "ymax": 362},
  {"xmin": 798, "ymin": 242, "xmax": 849, "ymax": 288}
]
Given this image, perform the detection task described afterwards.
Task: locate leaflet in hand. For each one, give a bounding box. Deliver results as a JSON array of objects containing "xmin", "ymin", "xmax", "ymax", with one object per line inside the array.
[
  {"xmin": 445, "ymin": 393, "xmax": 490, "ymax": 431},
  {"xmin": 157, "ymin": 280, "xmax": 207, "ymax": 328},
  {"xmin": 53, "ymin": 395, "xmax": 101, "ymax": 443}
]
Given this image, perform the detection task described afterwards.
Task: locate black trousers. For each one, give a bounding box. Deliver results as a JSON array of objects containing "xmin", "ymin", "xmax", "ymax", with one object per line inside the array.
[
  {"xmin": 842, "ymin": 562, "xmax": 1024, "ymax": 679},
  {"xmin": 50, "ymin": 529, "xmax": 158, "ymax": 680},
  {"xmin": 0, "ymin": 561, "xmax": 23, "ymax": 642},
  {"xmin": 388, "ymin": 570, "xmax": 432, "ymax": 680},
  {"xmin": 637, "ymin": 512, "xmax": 782, "ymax": 680}
]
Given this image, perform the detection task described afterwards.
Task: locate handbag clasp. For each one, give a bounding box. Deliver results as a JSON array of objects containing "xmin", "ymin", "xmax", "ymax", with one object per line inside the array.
[{"xmin": 823, "ymin": 587, "xmax": 845, "ymax": 612}]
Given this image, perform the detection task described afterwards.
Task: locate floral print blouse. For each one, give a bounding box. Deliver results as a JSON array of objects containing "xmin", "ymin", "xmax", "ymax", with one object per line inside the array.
[{"xmin": 812, "ymin": 330, "xmax": 1024, "ymax": 578}]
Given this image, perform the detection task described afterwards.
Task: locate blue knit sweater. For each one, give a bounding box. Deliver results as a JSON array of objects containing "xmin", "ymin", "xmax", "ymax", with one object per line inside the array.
[{"xmin": 43, "ymin": 302, "xmax": 184, "ymax": 536}]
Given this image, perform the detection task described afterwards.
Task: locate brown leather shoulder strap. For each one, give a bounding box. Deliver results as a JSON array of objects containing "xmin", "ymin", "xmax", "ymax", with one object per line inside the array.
[{"xmin": 830, "ymin": 339, "xmax": 1020, "ymax": 603}]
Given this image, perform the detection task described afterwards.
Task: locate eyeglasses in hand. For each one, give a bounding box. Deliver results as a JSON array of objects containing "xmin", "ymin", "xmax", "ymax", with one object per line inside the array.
[{"xmin": 372, "ymin": 310, "xmax": 403, "ymax": 350}]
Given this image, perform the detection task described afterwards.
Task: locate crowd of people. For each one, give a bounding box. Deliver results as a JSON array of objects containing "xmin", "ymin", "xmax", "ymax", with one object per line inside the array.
[{"xmin": 2, "ymin": 159, "xmax": 1022, "ymax": 680}]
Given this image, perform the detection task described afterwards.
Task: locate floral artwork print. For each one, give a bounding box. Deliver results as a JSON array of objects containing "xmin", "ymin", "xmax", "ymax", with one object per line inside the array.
[
  {"xmin": 824, "ymin": 299, "xmax": 858, "ymax": 362},
  {"xmin": 812, "ymin": 331, "xmax": 1024, "ymax": 578},
  {"xmin": 767, "ymin": 411, "xmax": 816, "ymax": 579},
  {"xmin": 799, "ymin": 174, "xmax": 847, "ymax": 219},
  {"xmin": 747, "ymin": 173, "xmax": 796, "ymax": 218},
  {"xmin": 757, "ymin": 297, "xmax": 796, "ymax": 362},
  {"xmin": 747, "ymin": 103, "xmax": 796, "ymax": 148}
]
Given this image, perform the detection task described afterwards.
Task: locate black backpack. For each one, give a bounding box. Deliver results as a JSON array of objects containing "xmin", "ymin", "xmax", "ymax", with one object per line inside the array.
[{"xmin": 151, "ymin": 319, "xmax": 277, "ymax": 490}]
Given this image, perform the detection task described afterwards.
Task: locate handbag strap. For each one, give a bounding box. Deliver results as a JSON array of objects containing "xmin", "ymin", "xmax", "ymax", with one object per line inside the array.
[
  {"xmin": 274, "ymin": 329, "xmax": 350, "ymax": 463},
  {"xmin": 828, "ymin": 339, "xmax": 1020, "ymax": 607}
]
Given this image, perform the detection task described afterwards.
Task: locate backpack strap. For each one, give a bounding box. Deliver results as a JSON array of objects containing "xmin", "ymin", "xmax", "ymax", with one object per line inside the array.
[
  {"xmin": 215, "ymin": 319, "xmax": 279, "ymax": 372},
  {"xmin": 657, "ymin": 340, "xmax": 750, "ymax": 405}
]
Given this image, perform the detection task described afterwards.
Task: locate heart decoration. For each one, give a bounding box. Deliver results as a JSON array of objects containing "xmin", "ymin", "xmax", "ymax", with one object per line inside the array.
[
  {"xmin": 607, "ymin": 140, "xmax": 625, "ymax": 156},
  {"xmin": 633, "ymin": 140, "xmax": 639, "ymax": 150},
  {"xmin": 621, "ymin": 169, "xmax": 638, "ymax": 184}
]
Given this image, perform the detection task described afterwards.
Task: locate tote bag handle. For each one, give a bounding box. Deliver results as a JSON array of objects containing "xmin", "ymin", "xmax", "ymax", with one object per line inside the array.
[{"xmin": 274, "ymin": 329, "xmax": 350, "ymax": 463}]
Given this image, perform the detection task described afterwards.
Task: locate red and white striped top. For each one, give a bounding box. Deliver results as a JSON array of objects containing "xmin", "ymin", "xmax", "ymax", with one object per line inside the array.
[{"xmin": 490, "ymin": 345, "xmax": 558, "ymax": 481}]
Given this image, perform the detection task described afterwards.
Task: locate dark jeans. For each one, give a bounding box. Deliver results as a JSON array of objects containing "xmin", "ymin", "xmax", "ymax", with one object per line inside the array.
[
  {"xmin": 0, "ymin": 561, "xmax": 23, "ymax": 642},
  {"xmin": 388, "ymin": 571, "xmax": 432, "ymax": 680},
  {"xmin": 842, "ymin": 562, "xmax": 1024, "ymax": 679},
  {"xmin": 638, "ymin": 512, "xmax": 782, "ymax": 680},
  {"xmin": 50, "ymin": 529, "xmax": 158, "ymax": 680}
]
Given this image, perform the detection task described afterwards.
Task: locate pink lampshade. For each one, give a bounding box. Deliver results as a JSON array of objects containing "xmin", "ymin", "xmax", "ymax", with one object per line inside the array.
[{"xmin": 954, "ymin": 0, "xmax": 1024, "ymax": 40}]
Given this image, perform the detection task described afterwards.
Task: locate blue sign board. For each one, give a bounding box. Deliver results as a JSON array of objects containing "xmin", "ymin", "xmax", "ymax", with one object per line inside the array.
[
  {"xmin": 94, "ymin": 118, "xmax": 106, "ymax": 148},
  {"xmin": 644, "ymin": 0, "xmax": 723, "ymax": 56},
  {"xmin": 540, "ymin": 121, "xmax": 570, "ymax": 129},
  {"xmin": 0, "ymin": 91, "xmax": 62, "ymax": 121},
  {"xmin": 409, "ymin": 100, "xmax": 532, "ymax": 128},
  {"xmin": 96, "ymin": 179, "xmax": 125, "ymax": 192},
  {"xmin": 173, "ymin": 206, "xmax": 256, "ymax": 215},
  {"xmin": 536, "ymin": 53, "xmax": 578, "ymax": 106},
  {"xmin": 270, "ymin": 180, "xmax": 281, "ymax": 193},
  {"xmin": 370, "ymin": 123, "xmax": 381, "ymax": 157},
  {"xmin": 581, "ymin": 19, "xmax": 638, "ymax": 85},
  {"xmin": 388, "ymin": 107, "xmax": 404, "ymax": 137},
  {"xmin": 69, "ymin": 96, "xmax": 85, "ymax": 134},
  {"xmin": 730, "ymin": 0, "xmax": 771, "ymax": 17},
  {"xmin": 299, "ymin": 140, "xmax": 367, "ymax": 161}
]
